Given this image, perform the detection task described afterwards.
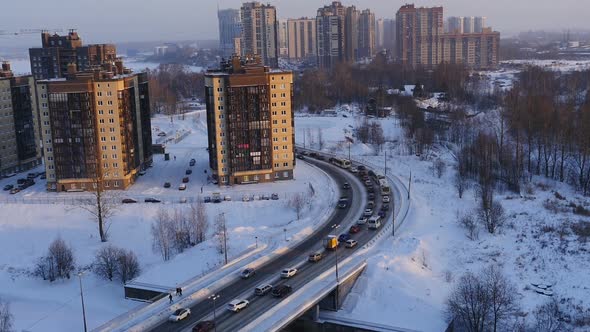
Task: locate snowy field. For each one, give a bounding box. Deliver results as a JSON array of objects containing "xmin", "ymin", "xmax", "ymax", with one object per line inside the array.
[
  {"xmin": 0, "ymin": 111, "xmax": 336, "ymax": 332},
  {"xmin": 296, "ymin": 108, "xmax": 590, "ymax": 331}
]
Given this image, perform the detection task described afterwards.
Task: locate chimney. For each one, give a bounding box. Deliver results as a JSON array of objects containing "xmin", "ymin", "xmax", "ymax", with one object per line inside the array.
[{"xmin": 1, "ymin": 61, "xmax": 10, "ymax": 72}]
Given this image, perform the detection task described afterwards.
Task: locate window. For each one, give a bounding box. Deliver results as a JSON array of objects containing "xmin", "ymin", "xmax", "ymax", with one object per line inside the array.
[
  {"xmin": 100, "ymin": 128, "xmax": 105, "ymax": 133},
  {"xmin": 273, "ymin": 146, "xmax": 279, "ymax": 150},
  {"xmin": 283, "ymin": 163, "xmax": 289, "ymax": 167},
  {"xmin": 98, "ymin": 101, "xmax": 103, "ymax": 106},
  {"xmin": 101, "ymin": 146, "xmax": 107, "ymax": 151},
  {"xmin": 281, "ymin": 102, "xmax": 286, "ymax": 106},
  {"xmin": 99, "ymin": 119, "xmax": 105, "ymax": 124},
  {"xmin": 282, "ymin": 137, "xmax": 288, "ymax": 141},
  {"xmin": 111, "ymin": 136, "xmax": 116, "ymax": 141},
  {"xmin": 107, "ymin": 101, "xmax": 113, "ymax": 105},
  {"xmin": 112, "ymin": 145, "xmax": 117, "ymax": 150},
  {"xmin": 100, "ymin": 137, "xmax": 106, "ymax": 142},
  {"xmin": 103, "ymin": 162, "xmax": 109, "ymax": 168},
  {"xmin": 274, "ymin": 163, "xmax": 279, "ymax": 167},
  {"xmin": 102, "ymin": 154, "xmax": 107, "ymax": 159},
  {"xmin": 281, "ymin": 110, "xmax": 287, "ymax": 115},
  {"xmin": 282, "ymin": 119, "xmax": 287, "ymax": 124},
  {"xmin": 113, "ymin": 163, "xmax": 118, "ymax": 168},
  {"xmin": 112, "ymin": 154, "xmax": 117, "ymax": 159},
  {"xmin": 108, "ymin": 118, "xmax": 114, "ymax": 123},
  {"xmin": 98, "ymin": 110, "xmax": 104, "ymax": 115},
  {"xmin": 283, "ymin": 171, "xmax": 289, "ymax": 178},
  {"xmin": 281, "ymin": 128, "xmax": 287, "ymax": 133},
  {"xmin": 108, "ymin": 109, "xmax": 114, "ymax": 114},
  {"xmin": 97, "ymin": 92, "xmax": 102, "ymax": 97}
]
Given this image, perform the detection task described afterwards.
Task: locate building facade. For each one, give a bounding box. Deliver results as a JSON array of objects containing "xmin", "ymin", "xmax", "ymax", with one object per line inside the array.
[
  {"xmin": 204, "ymin": 55, "xmax": 294, "ymax": 186},
  {"xmin": 382, "ymin": 19, "xmax": 396, "ymax": 54},
  {"xmin": 240, "ymin": 2, "xmax": 279, "ymax": 68},
  {"xmin": 316, "ymin": 2, "xmax": 346, "ymax": 69},
  {"xmin": 218, "ymin": 8, "xmax": 242, "ymax": 58},
  {"xmin": 441, "ymin": 28, "xmax": 500, "ymax": 69},
  {"xmin": 447, "ymin": 16, "xmax": 464, "ymax": 34},
  {"xmin": 0, "ymin": 62, "xmax": 42, "ymax": 176},
  {"xmin": 287, "ymin": 18, "xmax": 317, "ymax": 60},
  {"xmin": 396, "ymin": 4, "xmax": 444, "ymax": 67},
  {"xmin": 29, "ymin": 30, "xmax": 116, "ymax": 80},
  {"xmin": 37, "ymin": 63, "xmax": 152, "ymax": 192},
  {"xmin": 474, "ymin": 17, "xmax": 486, "ymax": 33},
  {"xmin": 358, "ymin": 9, "xmax": 376, "ymax": 59},
  {"xmin": 463, "ymin": 17, "xmax": 475, "ymax": 34},
  {"xmin": 278, "ymin": 20, "xmax": 289, "ymax": 58}
]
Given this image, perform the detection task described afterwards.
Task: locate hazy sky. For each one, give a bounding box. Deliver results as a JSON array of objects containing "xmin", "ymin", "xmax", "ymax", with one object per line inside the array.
[{"xmin": 1, "ymin": 0, "xmax": 588, "ymax": 48}]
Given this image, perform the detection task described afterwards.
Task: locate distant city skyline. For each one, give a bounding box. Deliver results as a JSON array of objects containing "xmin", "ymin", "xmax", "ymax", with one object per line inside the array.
[{"xmin": 0, "ymin": 0, "xmax": 588, "ymax": 50}]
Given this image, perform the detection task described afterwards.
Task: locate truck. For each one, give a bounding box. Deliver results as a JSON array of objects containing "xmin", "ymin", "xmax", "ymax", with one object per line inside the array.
[
  {"xmin": 212, "ymin": 192, "xmax": 222, "ymax": 203},
  {"xmin": 323, "ymin": 235, "xmax": 338, "ymax": 250}
]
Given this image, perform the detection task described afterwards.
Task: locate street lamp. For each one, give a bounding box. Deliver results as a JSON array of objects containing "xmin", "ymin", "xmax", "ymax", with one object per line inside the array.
[
  {"xmin": 255, "ymin": 236, "xmax": 258, "ymax": 248},
  {"xmin": 283, "ymin": 228, "xmax": 287, "ymax": 241},
  {"xmin": 208, "ymin": 294, "xmax": 220, "ymax": 332},
  {"xmin": 220, "ymin": 212, "xmax": 228, "ymax": 265},
  {"xmin": 331, "ymin": 224, "xmax": 340, "ymax": 283},
  {"xmin": 78, "ymin": 272, "xmax": 88, "ymax": 332}
]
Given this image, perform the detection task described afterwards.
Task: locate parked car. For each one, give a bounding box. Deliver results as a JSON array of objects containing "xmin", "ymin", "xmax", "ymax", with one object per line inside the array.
[
  {"xmin": 382, "ymin": 195, "xmax": 390, "ymax": 203},
  {"xmin": 168, "ymin": 308, "xmax": 191, "ymax": 322},
  {"xmin": 122, "ymin": 198, "xmax": 137, "ymax": 204},
  {"xmin": 3, "ymin": 184, "xmax": 13, "ymax": 191},
  {"xmin": 252, "ymin": 194, "xmax": 260, "ymax": 200},
  {"xmin": 364, "ymin": 180, "xmax": 372, "ymax": 186},
  {"xmin": 224, "ymin": 195, "xmax": 232, "ymax": 201},
  {"xmin": 145, "ymin": 198, "xmax": 161, "ymax": 203},
  {"xmin": 157, "ymin": 132, "xmax": 167, "ymax": 137},
  {"xmin": 254, "ymin": 284, "xmax": 273, "ymax": 296},
  {"xmin": 203, "ymin": 196, "xmax": 211, "ymax": 203},
  {"xmin": 242, "ymin": 195, "xmax": 250, "ymax": 202},
  {"xmin": 378, "ymin": 210, "xmax": 386, "ymax": 218},
  {"xmin": 16, "ymin": 178, "xmax": 26, "ymax": 185},
  {"xmin": 308, "ymin": 252, "xmax": 323, "ymax": 262},
  {"xmin": 345, "ymin": 239, "xmax": 358, "ymax": 248},
  {"xmin": 179, "ymin": 197, "xmax": 188, "ymax": 204},
  {"xmin": 357, "ymin": 217, "xmax": 368, "ymax": 225},
  {"xmin": 179, "ymin": 184, "xmax": 187, "ymax": 191},
  {"xmin": 363, "ymin": 208, "xmax": 373, "ymax": 217},
  {"xmin": 337, "ymin": 200, "xmax": 348, "ymax": 209},
  {"xmin": 189, "ymin": 159, "xmax": 196, "ymax": 166},
  {"xmin": 281, "ymin": 268, "xmax": 298, "ymax": 278},
  {"xmin": 262, "ymin": 194, "xmax": 270, "ymax": 200},
  {"xmin": 138, "ymin": 170, "xmax": 147, "ymax": 176},
  {"xmin": 3, "ymin": 173, "xmax": 16, "ymax": 178},
  {"xmin": 272, "ymin": 285, "xmax": 292, "ymax": 298},
  {"xmin": 381, "ymin": 203, "xmax": 390, "ymax": 211},
  {"xmin": 271, "ymin": 193, "xmax": 279, "ymax": 200},
  {"xmin": 349, "ymin": 225, "xmax": 361, "ymax": 234},
  {"xmin": 227, "ymin": 299, "xmax": 249, "ymax": 312},
  {"xmin": 342, "ymin": 182, "xmax": 350, "ymax": 189},
  {"xmin": 182, "ymin": 177, "xmax": 190, "ymax": 183},
  {"xmin": 338, "ymin": 233, "xmax": 351, "ymax": 243},
  {"xmin": 212, "ymin": 193, "xmax": 222, "ymax": 203},
  {"xmin": 163, "ymin": 182, "xmax": 171, "ymax": 188},
  {"xmin": 186, "ymin": 169, "xmax": 192, "ymax": 175},
  {"xmin": 367, "ymin": 186, "xmax": 375, "ymax": 193},
  {"xmin": 9, "ymin": 188, "xmax": 20, "ymax": 195},
  {"xmin": 240, "ymin": 268, "xmax": 255, "ymax": 279},
  {"xmin": 40, "ymin": 173, "xmax": 46, "ymax": 179},
  {"xmin": 27, "ymin": 172, "xmax": 37, "ymax": 179},
  {"xmin": 192, "ymin": 320, "xmax": 215, "ymax": 332}
]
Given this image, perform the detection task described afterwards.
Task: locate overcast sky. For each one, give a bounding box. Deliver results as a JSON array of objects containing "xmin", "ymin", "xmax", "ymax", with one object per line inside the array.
[{"xmin": 1, "ymin": 0, "xmax": 588, "ymax": 48}]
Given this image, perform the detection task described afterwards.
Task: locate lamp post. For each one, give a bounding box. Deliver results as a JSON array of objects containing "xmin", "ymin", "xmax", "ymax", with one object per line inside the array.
[
  {"xmin": 78, "ymin": 272, "xmax": 88, "ymax": 332},
  {"xmin": 283, "ymin": 228, "xmax": 287, "ymax": 241},
  {"xmin": 331, "ymin": 224, "xmax": 340, "ymax": 283},
  {"xmin": 384, "ymin": 150, "xmax": 387, "ymax": 176},
  {"xmin": 348, "ymin": 141, "xmax": 351, "ymax": 161},
  {"xmin": 255, "ymin": 236, "xmax": 258, "ymax": 248},
  {"xmin": 408, "ymin": 170, "xmax": 412, "ymax": 199},
  {"xmin": 220, "ymin": 212, "xmax": 228, "ymax": 265},
  {"xmin": 208, "ymin": 294, "xmax": 220, "ymax": 332},
  {"xmin": 392, "ymin": 200, "xmax": 395, "ymax": 237}
]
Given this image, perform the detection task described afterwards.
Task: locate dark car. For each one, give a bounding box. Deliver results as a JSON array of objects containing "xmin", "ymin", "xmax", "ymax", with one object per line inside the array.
[
  {"xmin": 192, "ymin": 320, "xmax": 215, "ymax": 332},
  {"xmin": 189, "ymin": 159, "xmax": 196, "ymax": 166},
  {"xmin": 240, "ymin": 268, "xmax": 255, "ymax": 279},
  {"xmin": 182, "ymin": 177, "xmax": 190, "ymax": 183},
  {"xmin": 296, "ymin": 154, "xmax": 305, "ymax": 160},
  {"xmin": 378, "ymin": 210, "xmax": 386, "ymax": 218},
  {"xmin": 9, "ymin": 188, "xmax": 20, "ymax": 194},
  {"xmin": 349, "ymin": 225, "xmax": 361, "ymax": 234},
  {"xmin": 357, "ymin": 165, "xmax": 366, "ymax": 171},
  {"xmin": 367, "ymin": 187, "xmax": 375, "ymax": 193},
  {"xmin": 186, "ymin": 169, "xmax": 193, "ymax": 175},
  {"xmin": 368, "ymin": 170, "xmax": 376, "ymax": 178},
  {"xmin": 381, "ymin": 203, "xmax": 390, "ymax": 211},
  {"xmin": 342, "ymin": 182, "xmax": 350, "ymax": 189},
  {"xmin": 122, "ymin": 198, "xmax": 137, "ymax": 204},
  {"xmin": 3, "ymin": 184, "xmax": 13, "ymax": 191},
  {"xmin": 163, "ymin": 182, "xmax": 171, "ymax": 188},
  {"xmin": 368, "ymin": 193, "xmax": 375, "ymax": 200},
  {"xmin": 337, "ymin": 201, "xmax": 348, "ymax": 209},
  {"xmin": 27, "ymin": 172, "xmax": 37, "ymax": 179},
  {"xmin": 145, "ymin": 198, "xmax": 162, "ymax": 203},
  {"xmin": 203, "ymin": 196, "xmax": 211, "ymax": 203},
  {"xmin": 271, "ymin": 285, "xmax": 292, "ymax": 298},
  {"xmin": 338, "ymin": 233, "xmax": 351, "ymax": 243},
  {"xmin": 17, "ymin": 178, "xmax": 27, "ymax": 185},
  {"xmin": 271, "ymin": 193, "xmax": 279, "ymax": 200},
  {"xmin": 309, "ymin": 152, "xmax": 318, "ymax": 158},
  {"xmin": 316, "ymin": 155, "xmax": 325, "ymax": 161}
]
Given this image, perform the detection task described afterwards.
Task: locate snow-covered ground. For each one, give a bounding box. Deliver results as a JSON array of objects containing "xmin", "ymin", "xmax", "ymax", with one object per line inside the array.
[
  {"xmin": 296, "ymin": 109, "xmax": 590, "ymax": 331},
  {"xmin": 0, "ymin": 111, "xmax": 336, "ymax": 332}
]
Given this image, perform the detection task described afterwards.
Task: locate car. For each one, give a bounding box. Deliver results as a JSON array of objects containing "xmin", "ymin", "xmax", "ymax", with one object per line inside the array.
[
  {"xmin": 179, "ymin": 184, "xmax": 187, "ymax": 190},
  {"xmin": 366, "ymin": 201, "xmax": 375, "ymax": 209},
  {"xmin": 40, "ymin": 174, "xmax": 46, "ymax": 180},
  {"xmin": 364, "ymin": 180, "xmax": 372, "ymax": 186},
  {"xmin": 240, "ymin": 268, "xmax": 255, "ymax": 279},
  {"xmin": 9, "ymin": 188, "xmax": 20, "ymax": 195},
  {"xmin": 17, "ymin": 178, "xmax": 26, "ymax": 185},
  {"xmin": 342, "ymin": 182, "xmax": 350, "ymax": 189},
  {"xmin": 122, "ymin": 198, "xmax": 137, "ymax": 204},
  {"xmin": 382, "ymin": 195, "xmax": 390, "ymax": 203},
  {"xmin": 281, "ymin": 268, "xmax": 298, "ymax": 278},
  {"xmin": 203, "ymin": 196, "xmax": 211, "ymax": 203},
  {"xmin": 381, "ymin": 203, "xmax": 390, "ymax": 211},
  {"xmin": 338, "ymin": 233, "xmax": 351, "ymax": 243},
  {"xmin": 296, "ymin": 154, "xmax": 305, "ymax": 160},
  {"xmin": 185, "ymin": 169, "xmax": 192, "ymax": 175},
  {"xmin": 364, "ymin": 208, "xmax": 373, "ymax": 217},
  {"xmin": 224, "ymin": 195, "xmax": 232, "ymax": 201},
  {"xmin": 242, "ymin": 195, "xmax": 250, "ymax": 202},
  {"xmin": 168, "ymin": 308, "xmax": 191, "ymax": 322},
  {"xmin": 316, "ymin": 155, "xmax": 325, "ymax": 161},
  {"xmin": 144, "ymin": 198, "xmax": 161, "ymax": 203},
  {"xmin": 349, "ymin": 225, "xmax": 361, "ymax": 234},
  {"xmin": 357, "ymin": 165, "xmax": 366, "ymax": 171},
  {"xmin": 367, "ymin": 187, "xmax": 375, "ymax": 193},
  {"xmin": 368, "ymin": 170, "xmax": 376, "ymax": 178},
  {"xmin": 337, "ymin": 201, "xmax": 348, "ymax": 209},
  {"xmin": 271, "ymin": 193, "xmax": 279, "ymax": 200},
  {"xmin": 378, "ymin": 210, "xmax": 386, "ymax": 218},
  {"xmin": 262, "ymin": 194, "xmax": 270, "ymax": 200},
  {"xmin": 27, "ymin": 172, "xmax": 37, "ymax": 179},
  {"xmin": 252, "ymin": 195, "xmax": 260, "ymax": 200},
  {"xmin": 3, "ymin": 173, "xmax": 16, "ymax": 178},
  {"xmin": 227, "ymin": 299, "xmax": 249, "ymax": 312},
  {"xmin": 308, "ymin": 252, "xmax": 323, "ymax": 262},
  {"xmin": 349, "ymin": 167, "xmax": 358, "ymax": 173},
  {"xmin": 157, "ymin": 132, "xmax": 167, "ymax": 137},
  {"xmin": 182, "ymin": 177, "xmax": 190, "ymax": 183},
  {"xmin": 3, "ymin": 184, "xmax": 13, "ymax": 191},
  {"xmin": 138, "ymin": 170, "xmax": 147, "ymax": 176},
  {"xmin": 189, "ymin": 159, "xmax": 196, "ymax": 166},
  {"xmin": 357, "ymin": 217, "xmax": 368, "ymax": 225},
  {"xmin": 212, "ymin": 195, "xmax": 222, "ymax": 203},
  {"xmin": 179, "ymin": 197, "xmax": 188, "ymax": 204},
  {"xmin": 163, "ymin": 182, "xmax": 171, "ymax": 188},
  {"xmin": 192, "ymin": 320, "xmax": 215, "ymax": 332},
  {"xmin": 345, "ymin": 239, "xmax": 358, "ymax": 248},
  {"xmin": 272, "ymin": 285, "xmax": 292, "ymax": 298},
  {"xmin": 368, "ymin": 193, "xmax": 375, "ymax": 200},
  {"xmin": 254, "ymin": 284, "xmax": 273, "ymax": 296}
]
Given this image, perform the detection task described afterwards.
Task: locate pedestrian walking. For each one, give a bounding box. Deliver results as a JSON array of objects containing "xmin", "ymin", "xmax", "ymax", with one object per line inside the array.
[
  {"xmin": 174, "ymin": 155, "xmax": 176, "ymax": 161},
  {"xmin": 169, "ymin": 293, "xmax": 173, "ymax": 303},
  {"xmin": 200, "ymin": 186, "xmax": 203, "ymax": 193},
  {"xmin": 179, "ymin": 288, "xmax": 183, "ymax": 296}
]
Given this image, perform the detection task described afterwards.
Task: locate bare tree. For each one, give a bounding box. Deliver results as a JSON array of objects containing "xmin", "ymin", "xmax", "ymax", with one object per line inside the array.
[
  {"xmin": 117, "ymin": 249, "xmax": 140, "ymax": 284},
  {"xmin": 318, "ymin": 128, "xmax": 325, "ymax": 150},
  {"xmin": 35, "ymin": 237, "xmax": 76, "ymax": 282},
  {"xmin": 215, "ymin": 213, "xmax": 229, "ymax": 263},
  {"xmin": 458, "ymin": 212, "xmax": 479, "ymax": 241},
  {"xmin": 93, "ymin": 245, "xmax": 121, "ymax": 281},
  {"xmin": 0, "ymin": 298, "xmax": 13, "ymax": 332},
  {"xmin": 189, "ymin": 200, "xmax": 209, "ymax": 244},
  {"xmin": 485, "ymin": 265, "xmax": 518, "ymax": 332},
  {"xmin": 171, "ymin": 208, "xmax": 191, "ymax": 253},
  {"xmin": 434, "ymin": 158, "xmax": 446, "ymax": 178},
  {"xmin": 151, "ymin": 208, "xmax": 174, "ymax": 261},
  {"xmin": 534, "ymin": 298, "xmax": 564, "ymax": 332},
  {"xmin": 454, "ymin": 171, "xmax": 469, "ymax": 198},
  {"xmin": 288, "ymin": 193, "xmax": 307, "ymax": 220},
  {"xmin": 77, "ymin": 169, "xmax": 120, "ymax": 242},
  {"xmin": 446, "ymin": 271, "xmax": 490, "ymax": 332},
  {"xmin": 478, "ymin": 197, "xmax": 507, "ymax": 234}
]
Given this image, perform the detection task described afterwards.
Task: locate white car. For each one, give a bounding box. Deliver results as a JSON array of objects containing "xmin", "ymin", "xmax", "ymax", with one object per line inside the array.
[
  {"xmin": 178, "ymin": 184, "xmax": 187, "ymax": 190},
  {"xmin": 168, "ymin": 308, "xmax": 191, "ymax": 322},
  {"xmin": 382, "ymin": 195, "xmax": 390, "ymax": 203},
  {"xmin": 224, "ymin": 195, "xmax": 232, "ymax": 201},
  {"xmin": 363, "ymin": 208, "xmax": 373, "ymax": 217},
  {"xmin": 357, "ymin": 217, "xmax": 368, "ymax": 225},
  {"xmin": 227, "ymin": 299, "xmax": 249, "ymax": 312},
  {"xmin": 242, "ymin": 195, "xmax": 250, "ymax": 202},
  {"xmin": 349, "ymin": 167, "xmax": 358, "ymax": 173},
  {"xmin": 281, "ymin": 268, "xmax": 298, "ymax": 278},
  {"xmin": 345, "ymin": 239, "xmax": 358, "ymax": 248}
]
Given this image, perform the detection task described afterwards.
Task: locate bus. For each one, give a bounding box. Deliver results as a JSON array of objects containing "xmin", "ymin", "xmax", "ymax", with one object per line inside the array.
[
  {"xmin": 331, "ymin": 158, "xmax": 351, "ymax": 169},
  {"xmin": 379, "ymin": 179, "xmax": 391, "ymax": 196}
]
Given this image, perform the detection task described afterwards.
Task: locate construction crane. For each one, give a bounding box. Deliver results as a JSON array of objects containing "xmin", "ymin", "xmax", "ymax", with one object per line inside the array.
[{"xmin": 0, "ymin": 29, "xmax": 63, "ymax": 36}]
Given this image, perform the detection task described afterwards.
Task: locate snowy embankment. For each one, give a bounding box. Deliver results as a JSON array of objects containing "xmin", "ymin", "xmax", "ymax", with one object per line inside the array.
[{"xmin": 0, "ymin": 111, "xmax": 337, "ymax": 332}]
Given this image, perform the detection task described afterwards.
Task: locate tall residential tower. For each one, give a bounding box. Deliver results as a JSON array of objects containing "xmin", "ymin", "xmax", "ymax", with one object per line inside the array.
[
  {"xmin": 218, "ymin": 9, "xmax": 242, "ymax": 58},
  {"xmin": 240, "ymin": 2, "xmax": 279, "ymax": 67}
]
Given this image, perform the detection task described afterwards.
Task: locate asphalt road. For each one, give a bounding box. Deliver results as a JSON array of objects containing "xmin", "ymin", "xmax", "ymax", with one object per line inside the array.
[{"xmin": 152, "ymin": 156, "xmax": 393, "ymax": 332}]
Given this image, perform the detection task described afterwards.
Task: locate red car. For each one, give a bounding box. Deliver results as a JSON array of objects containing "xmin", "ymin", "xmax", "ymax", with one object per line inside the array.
[{"xmin": 349, "ymin": 225, "xmax": 361, "ymax": 234}]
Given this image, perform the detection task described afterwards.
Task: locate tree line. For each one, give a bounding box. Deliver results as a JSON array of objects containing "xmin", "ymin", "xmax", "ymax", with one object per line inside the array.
[{"xmin": 147, "ymin": 64, "xmax": 205, "ymax": 117}]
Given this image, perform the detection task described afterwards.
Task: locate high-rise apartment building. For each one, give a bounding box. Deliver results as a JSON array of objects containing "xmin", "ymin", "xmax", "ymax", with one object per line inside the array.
[
  {"xmin": 204, "ymin": 55, "xmax": 295, "ymax": 185},
  {"xmin": 29, "ymin": 30, "xmax": 117, "ymax": 80},
  {"xmin": 316, "ymin": 2, "xmax": 346, "ymax": 69},
  {"xmin": 0, "ymin": 62, "xmax": 42, "ymax": 176},
  {"xmin": 287, "ymin": 18, "xmax": 317, "ymax": 60},
  {"xmin": 278, "ymin": 20, "xmax": 289, "ymax": 58},
  {"xmin": 441, "ymin": 28, "xmax": 500, "ymax": 69},
  {"xmin": 375, "ymin": 19, "xmax": 385, "ymax": 49},
  {"xmin": 463, "ymin": 17, "xmax": 475, "ymax": 34},
  {"xmin": 218, "ymin": 8, "xmax": 242, "ymax": 58},
  {"xmin": 344, "ymin": 5, "xmax": 359, "ymax": 62},
  {"xmin": 240, "ymin": 2, "xmax": 279, "ymax": 68},
  {"xmin": 396, "ymin": 4, "xmax": 444, "ymax": 67},
  {"xmin": 358, "ymin": 9, "xmax": 376, "ymax": 59},
  {"xmin": 382, "ymin": 19, "xmax": 396, "ymax": 53},
  {"xmin": 36, "ymin": 62, "xmax": 153, "ymax": 192},
  {"xmin": 447, "ymin": 16, "xmax": 464, "ymax": 33},
  {"xmin": 474, "ymin": 17, "xmax": 486, "ymax": 33}
]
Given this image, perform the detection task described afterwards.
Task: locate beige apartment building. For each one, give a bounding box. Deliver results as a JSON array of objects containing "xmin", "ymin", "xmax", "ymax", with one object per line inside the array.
[
  {"xmin": 441, "ymin": 28, "xmax": 500, "ymax": 69},
  {"xmin": 287, "ymin": 18, "xmax": 317, "ymax": 60},
  {"xmin": 37, "ymin": 63, "xmax": 152, "ymax": 192},
  {"xmin": 205, "ymin": 55, "xmax": 294, "ymax": 186}
]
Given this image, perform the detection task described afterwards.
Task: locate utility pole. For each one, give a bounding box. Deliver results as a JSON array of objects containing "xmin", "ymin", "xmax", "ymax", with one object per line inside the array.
[
  {"xmin": 283, "ymin": 228, "xmax": 287, "ymax": 241},
  {"xmin": 408, "ymin": 171, "xmax": 412, "ymax": 199},
  {"xmin": 392, "ymin": 200, "xmax": 395, "ymax": 237},
  {"xmin": 331, "ymin": 224, "xmax": 340, "ymax": 283},
  {"xmin": 221, "ymin": 213, "xmax": 228, "ymax": 265},
  {"xmin": 255, "ymin": 236, "xmax": 258, "ymax": 248},
  {"xmin": 78, "ymin": 272, "xmax": 88, "ymax": 332},
  {"xmin": 348, "ymin": 141, "xmax": 351, "ymax": 161},
  {"xmin": 209, "ymin": 294, "xmax": 220, "ymax": 332},
  {"xmin": 384, "ymin": 150, "xmax": 387, "ymax": 176}
]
